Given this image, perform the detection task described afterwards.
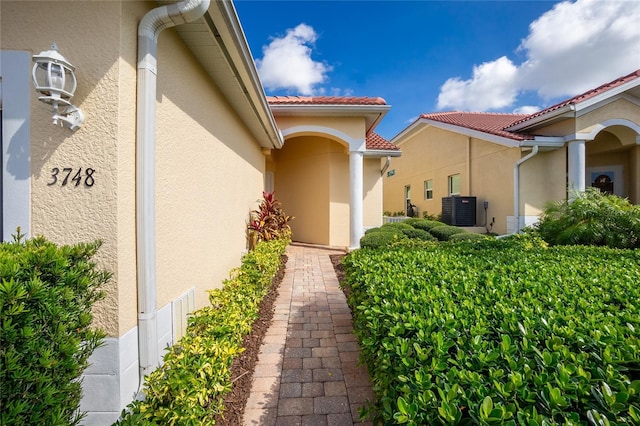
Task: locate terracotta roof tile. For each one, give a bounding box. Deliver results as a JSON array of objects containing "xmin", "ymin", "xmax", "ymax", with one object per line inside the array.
[
  {"xmin": 510, "ymin": 68, "xmax": 640, "ymax": 127},
  {"xmin": 267, "ymin": 96, "xmax": 387, "ymax": 105},
  {"xmin": 419, "ymin": 112, "xmax": 532, "ymax": 141},
  {"xmin": 366, "ymin": 132, "xmax": 399, "ymax": 151}
]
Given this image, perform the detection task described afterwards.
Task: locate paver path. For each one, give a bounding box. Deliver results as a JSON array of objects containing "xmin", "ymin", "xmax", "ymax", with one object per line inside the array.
[{"xmin": 243, "ymin": 243, "xmax": 374, "ymax": 426}]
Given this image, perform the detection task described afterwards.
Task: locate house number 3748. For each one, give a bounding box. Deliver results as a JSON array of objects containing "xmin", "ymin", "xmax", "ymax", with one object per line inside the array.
[{"xmin": 47, "ymin": 167, "xmax": 95, "ymax": 187}]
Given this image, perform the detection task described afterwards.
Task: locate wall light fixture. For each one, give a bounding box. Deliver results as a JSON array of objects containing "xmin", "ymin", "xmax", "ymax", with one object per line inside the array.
[{"xmin": 32, "ymin": 43, "xmax": 84, "ymax": 131}]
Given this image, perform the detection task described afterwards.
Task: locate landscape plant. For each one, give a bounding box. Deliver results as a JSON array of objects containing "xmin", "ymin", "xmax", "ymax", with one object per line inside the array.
[
  {"xmin": 344, "ymin": 237, "xmax": 640, "ymax": 425},
  {"xmin": 536, "ymin": 187, "xmax": 640, "ymax": 248},
  {"xmin": 117, "ymin": 235, "xmax": 289, "ymax": 425},
  {"xmin": 0, "ymin": 230, "xmax": 109, "ymax": 425},
  {"xmin": 247, "ymin": 191, "xmax": 293, "ymax": 249}
]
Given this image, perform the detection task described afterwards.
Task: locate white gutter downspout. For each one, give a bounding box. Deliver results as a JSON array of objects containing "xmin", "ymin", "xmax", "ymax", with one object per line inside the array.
[
  {"xmin": 380, "ymin": 156, "xmax": 391, "ymax": 176},
  {"xmin": 136, "ymin": 0, "xmax": 210, "ymax": 380},
  {"xmin": 513, "ymin": 145, "xmax": 539, "ymax": 234}
]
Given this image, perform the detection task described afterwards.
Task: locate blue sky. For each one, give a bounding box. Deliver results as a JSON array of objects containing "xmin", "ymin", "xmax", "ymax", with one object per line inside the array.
[{"xmin": 234, "ymin": 0, "xmax": 640, "ymax": 140}]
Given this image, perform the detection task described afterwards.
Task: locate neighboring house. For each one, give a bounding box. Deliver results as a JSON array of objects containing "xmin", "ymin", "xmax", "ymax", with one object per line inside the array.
[
  {"xmin": 1, "ymin": 1, "xmax": 393, "ymax": 424},
  {"xmin": 266, "ymin": 96, "xmax": 400, "ymax": 248},
  {"xmin": 384, "ymin": 69, "xmax": 640, "ymax": 235}
]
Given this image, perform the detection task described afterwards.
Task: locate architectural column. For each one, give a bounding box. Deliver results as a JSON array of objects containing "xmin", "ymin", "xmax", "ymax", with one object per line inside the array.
[
  {"xmin": 567, "ymin": 140, "xmax": 586, "ymax": 200},
  {"xmin": 349, "ymin": 151, "xmax": 364, "ymax": 249}
]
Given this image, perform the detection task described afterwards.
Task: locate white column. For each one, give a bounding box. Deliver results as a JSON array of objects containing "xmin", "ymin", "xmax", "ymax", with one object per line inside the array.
[
  {"xmin": 349, "ymin": 151, "xmax": 364, "ymax": 249},
  {"xmin": 568, "ymin": 140, "xmax": 586, "ymax": 199}
]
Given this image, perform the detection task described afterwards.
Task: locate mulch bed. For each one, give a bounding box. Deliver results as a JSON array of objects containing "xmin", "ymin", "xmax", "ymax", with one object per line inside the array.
[
  {"xmin": 214, "ymin": 254, "xmax": 287, "ymax": 425},
  {"xmin": 216, "ymin": 252, "xmax": 348, "ymax": 425}
]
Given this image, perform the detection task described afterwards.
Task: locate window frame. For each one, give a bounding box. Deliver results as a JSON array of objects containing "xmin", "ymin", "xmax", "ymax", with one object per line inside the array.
[
  {"xmin": 424, "ymin": 179, "xmax": 433, "ymax": 200},
  {"xmin": 448, "ymin": 174, "xmax": 461, "ymax": 196}
]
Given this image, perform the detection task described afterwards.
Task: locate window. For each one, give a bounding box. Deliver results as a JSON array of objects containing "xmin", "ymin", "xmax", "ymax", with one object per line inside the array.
[
  {"xmin": 448, "ymin": 174, "xmax": 461, "ymax": 196},
  {"xmin": 424, "ymin": 180, "xmax": 433, "ymax": 200}
]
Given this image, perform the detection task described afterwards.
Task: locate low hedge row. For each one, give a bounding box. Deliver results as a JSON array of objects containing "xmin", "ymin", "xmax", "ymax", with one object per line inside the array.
[
  {"xmin": 362, "ymin": 219, "xmax": 488, "ymax": 248},
  {"xmin": 117, "ymin": 236, "xmax": 289, "ymax": 425},
  {"xmin": 1, "ymin": 233, "xmax": 109, "ymax": 425},
  {"xmin": 344, "ymin": 237, "xmax": 640, "ymax": 425}
]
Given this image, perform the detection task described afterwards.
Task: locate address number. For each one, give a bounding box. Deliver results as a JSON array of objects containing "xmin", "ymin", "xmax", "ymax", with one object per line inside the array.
[{"xmin": 47, "ymin": 167, "xmax": 95, "ymax": 187}]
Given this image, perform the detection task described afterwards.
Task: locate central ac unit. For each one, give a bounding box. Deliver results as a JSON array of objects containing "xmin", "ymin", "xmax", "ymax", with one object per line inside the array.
[{"xmin": 442, "ymin": 196, "xmax": 477, "ymax": 226}]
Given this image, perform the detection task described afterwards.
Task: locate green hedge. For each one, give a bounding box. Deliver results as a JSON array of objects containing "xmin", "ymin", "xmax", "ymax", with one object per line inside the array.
[
  {"xmin": 344, "ymin": 239, "xmax": 640, "ymax": 425},
  {"xmin": 429, "ymin": 225, "xmax": 467, "ymax": 241},
  {"xmin": 0, "ymin": 233, "xmax": 109, "ymax": 425},
  {"xmin": 117, "ymin": 236, "xmax": 289, "ymax": 425}
]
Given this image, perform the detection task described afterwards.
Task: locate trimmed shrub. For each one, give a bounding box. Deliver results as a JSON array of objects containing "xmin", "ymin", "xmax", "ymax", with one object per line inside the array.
[
  {"xmin": 448, "ymin": 232, "xmax": 490, "ymax": 242},
  {"xmin": 344, "ymin": 241, "xmax": 640, "ymax": 425},
  {"xmin": 401, "ymin": 227, "xmax": 437, "ymax": 241},
  {"xmin": 410, "ymin": 219, "xmax": 445, "ymax": 232},
  {"xmin": 429, "ymin": 225, "xmax": 467, "ymax": 241},
  {"xmin": 117, "ymin": 236, "xmax": 289, "ymax": 425},
  {"xmin": 381, "ymin": 222, "xmax": 414, "ymax": 232},
  {"xmin": 360, "ymin": 231, "xmax": 407, "ymax": 249},
  {"xmin": 0, "ymin": 232, "xmax": 109, "ymax": 425},
  {"xmin": 536, "ymin": 187, "xmax": 640, "ymax": 248},
  {"xmin": 365, "ymin": 226, "xmax": 399, "ymax": 235}
]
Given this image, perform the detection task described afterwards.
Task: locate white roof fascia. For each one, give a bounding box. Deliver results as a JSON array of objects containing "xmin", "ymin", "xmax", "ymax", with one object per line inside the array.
[
  {"xmin": 164, "ymin": 0, "xmax": 283, "ymax": 149},
  {"xmin": 508, "ymin": 77, "xmax": 640, "ymax": 132},
  {"xmin": 215, "ymin": 0, "xmax": 283, "ymax": 149},
  {"xmin": 363, "ymin": 149, "xmax": 402, "ymax": 158},
  {"xmin": 394, "ymin": 118, "xmax": 521, "ymax": 148},
  {"xmin": 269, "ymin": 104, "xmax": 391, "ymax": 134},
  {"xmin": 505, "ymin": 105, "xmax": 575, "ymax": 132},
  {"xmin": 521, "ymin": 137, "xmax": 565, "ymax": 149}
]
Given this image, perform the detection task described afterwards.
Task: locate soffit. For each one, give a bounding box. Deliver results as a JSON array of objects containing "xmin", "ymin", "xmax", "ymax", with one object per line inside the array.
[{"xmin": 156, "ymin": 0, "xmax": 282, "ymax": 149}]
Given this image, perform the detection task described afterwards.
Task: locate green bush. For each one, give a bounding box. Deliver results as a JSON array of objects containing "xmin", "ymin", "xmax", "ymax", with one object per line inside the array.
[
  {"xmin": 401, "ymin": 227, "xmax": 437, "ymax": 241},
  {"xmin": 447, "ymin": 232, "xmax": 489, "ymax": 242},
  {"xmin": 429, "ymin": 225, "xmax": 467, "ymax": 241},
  {"xmin": 536, "ymin": 187, "xmax": 640, "ymax": 248},
  {"xmin": 381, "ymin": 222, "xmax": 414, "ymax": 232},
  {"xmin": 344, "ymin": 240, "xmax": 640, "ymax": 425},
  {"xmin": 0, "ymin": 231, "xmax": 109, "ymax": 425},
  {"xmin": 360, "ymin": 231, "xmax": 407, "ymax": 249},
  {"xmin": 410, "ymin": 219, "xmax": 445, "ymax": 232},
  {"xmin": 117, "ymin": 236, "xmax": 289, "ymax": 425}
]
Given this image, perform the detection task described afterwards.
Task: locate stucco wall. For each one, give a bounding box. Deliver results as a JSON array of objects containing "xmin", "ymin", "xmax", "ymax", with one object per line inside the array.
[
  {"xmin": 363, "ymin": 158, "xmax": 383, "ymax": 229},
  {"xmin": 275, "ymin": 116, "xmax": 366, "ymax": 141},
  {"xmin": 2, "ymin": 0, "xmax": 124, "ymax": 336},
  {"xmin": 274, "ymin": 136, "xmax": 331, "ymax": 245},
  {"xmin": 328, "ymin": 146, "xmax": 350, "ymax": 247},
  {"xmin": 154, "ymin": 26, "xmax": 265, "ymax": 312},
  {"xmin": 577, "ymin": 98, "xmax": 640, "ymax": 134},
  {"xmin": 519, "ymin": 148, "xmax": 566, "ymax": 218}
]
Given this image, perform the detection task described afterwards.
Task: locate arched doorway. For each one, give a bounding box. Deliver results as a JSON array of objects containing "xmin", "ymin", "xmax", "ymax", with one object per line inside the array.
[{"xmin": 273, "ymin": 134, "xmax": 350, "ymax": 246}]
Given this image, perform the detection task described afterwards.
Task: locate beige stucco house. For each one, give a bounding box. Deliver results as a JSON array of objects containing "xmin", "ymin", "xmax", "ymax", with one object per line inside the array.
[
  {"xmin": 1, "ymin": 1, "xmax": 396, "ymax": 423},
  {"xmin": 384, "ymin": 69, "xmax": 640, "ymax": 235}
]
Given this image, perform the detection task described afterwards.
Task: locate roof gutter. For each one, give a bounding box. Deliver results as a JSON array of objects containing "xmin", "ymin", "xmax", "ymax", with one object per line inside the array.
[
  {"xmin": 513, "ymin": 145, "xmax": 539, "ymax": 234},
  {"xmin": 136, "ymin": 0, "xmax": 210, "ymax": 381}
]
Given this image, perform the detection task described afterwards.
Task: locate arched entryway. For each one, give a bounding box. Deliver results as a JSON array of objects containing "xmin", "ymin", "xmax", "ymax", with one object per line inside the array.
[
  {"xmin": 272, "ymin": 134, "xmax": 351, "ymax": 247},
  {"xmin": 585, "ymin": 121, "xmax": 640, "ymax": 204}
]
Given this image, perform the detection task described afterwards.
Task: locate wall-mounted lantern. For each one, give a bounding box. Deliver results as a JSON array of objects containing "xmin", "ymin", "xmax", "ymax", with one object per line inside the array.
[{"xmin": 32, "ymin": 43, "xmax": 84, "ymax": 131}]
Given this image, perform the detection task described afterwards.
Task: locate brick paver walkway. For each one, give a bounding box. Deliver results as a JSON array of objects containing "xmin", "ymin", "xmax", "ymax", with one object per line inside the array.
[{"xmin": 243, "ymin": 243, "xmax": 375, "ymax": 426}]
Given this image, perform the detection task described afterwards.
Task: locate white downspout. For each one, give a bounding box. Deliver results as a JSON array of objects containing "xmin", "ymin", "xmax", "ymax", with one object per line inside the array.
[
  {"xmin": 380, "ymin": 156, "xmax": 391, "ymax": 176},
  {"xmin": 136, "ymin": 0, "xmax": 210, "ymax": 380},
  {"xmin": 513, "ymin": 145, "xmax": 539, "ymax": 234}
]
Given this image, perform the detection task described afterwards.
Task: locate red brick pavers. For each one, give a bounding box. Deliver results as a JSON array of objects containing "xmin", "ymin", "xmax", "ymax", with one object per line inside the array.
[{"xmin": 243, "ymin": 243, "xmax": 375, "ymax": 426}]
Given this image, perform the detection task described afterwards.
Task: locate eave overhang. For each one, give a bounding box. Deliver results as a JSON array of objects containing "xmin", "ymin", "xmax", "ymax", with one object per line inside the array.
[
  {"xmin": 157, "ymin": 0, "xmax": 283, "ymax": 149},
  {"xmin": 268, "ymin": 103, "xmax": 391, "ymax": 135}
]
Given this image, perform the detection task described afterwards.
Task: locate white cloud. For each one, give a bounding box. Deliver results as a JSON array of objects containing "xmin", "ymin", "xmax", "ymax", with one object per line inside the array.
[
  {"xmin": 437, "ymin": 56, "xmax": 519, "ymax": 110},
  {"xmin": 256, "ymin": 23, "xmax": 332, "ymax": 95},
  {"xmin": 513, "ymin": 105, "xmax": 541, "ymax": 115},
  {"xmin": 437, "ymin": 0, "xmax": 640, "ymax": 111}
]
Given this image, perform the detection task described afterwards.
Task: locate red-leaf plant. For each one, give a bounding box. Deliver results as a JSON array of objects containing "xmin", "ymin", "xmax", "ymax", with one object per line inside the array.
[{"xmin": 247, "ymin": 191, "xmax": 292, "ymax": 249}]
